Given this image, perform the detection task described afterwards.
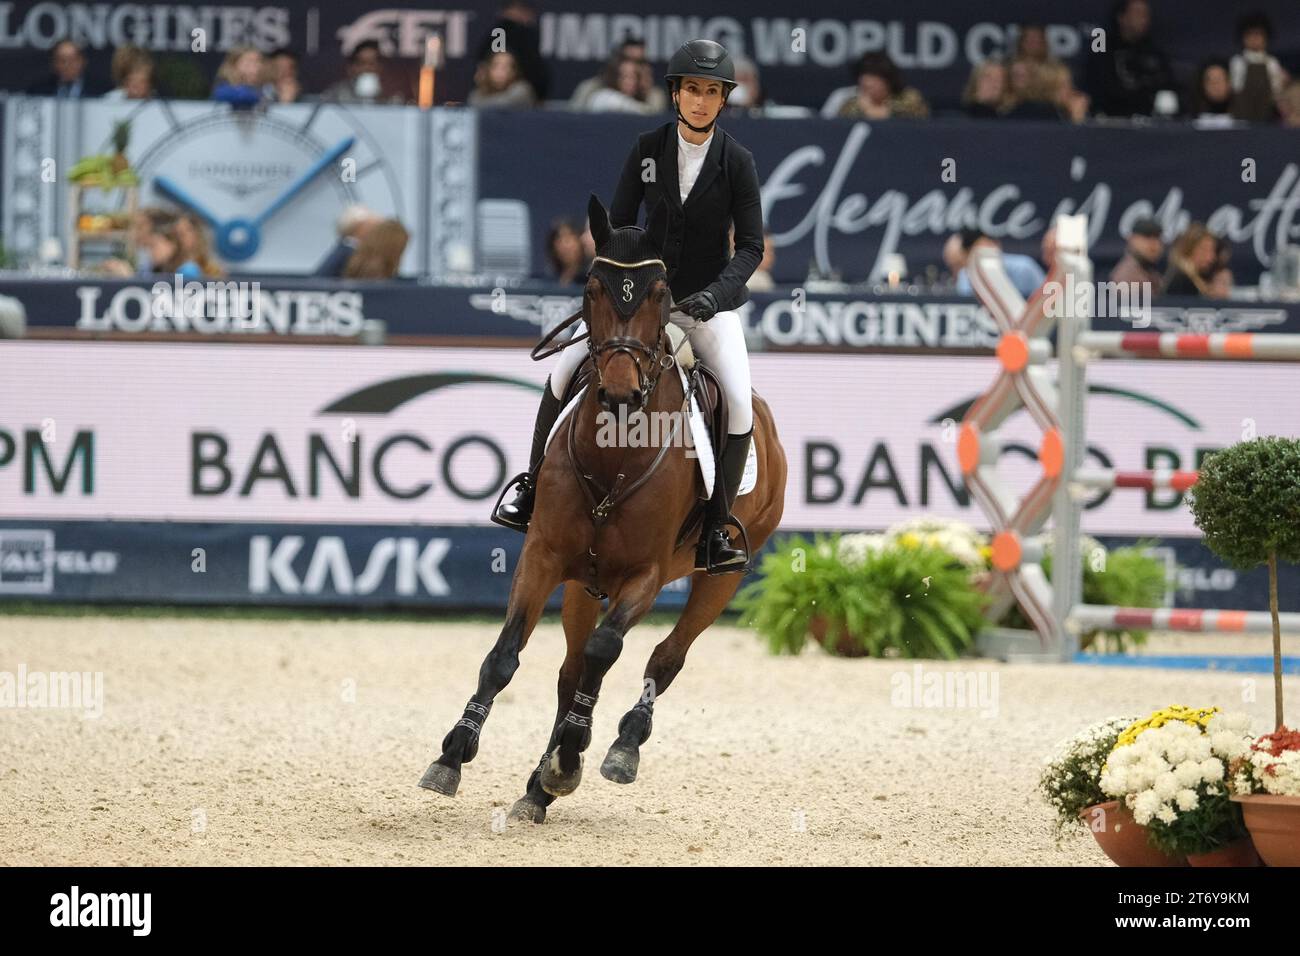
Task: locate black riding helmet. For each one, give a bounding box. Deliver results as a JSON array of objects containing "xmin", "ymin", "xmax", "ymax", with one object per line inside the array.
[{"xmin": 664, "ymin": 39, "xmax": 736, "ymax": 134}]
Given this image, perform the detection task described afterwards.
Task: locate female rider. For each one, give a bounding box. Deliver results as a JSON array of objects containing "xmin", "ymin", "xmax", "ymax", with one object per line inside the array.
[{"xmin": 494, "ymin": 38, "xmax": 764, "ymax": 575}]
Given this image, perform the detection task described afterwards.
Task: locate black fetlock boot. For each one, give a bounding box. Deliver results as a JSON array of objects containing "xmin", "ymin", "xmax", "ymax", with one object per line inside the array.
[
  {"xmin": 492, "ymin": 380, "xmax": 563, "ymax": 533},
  {"xmin": 695, "ymin": 428, "xmax": 753, "ymax": 574}
]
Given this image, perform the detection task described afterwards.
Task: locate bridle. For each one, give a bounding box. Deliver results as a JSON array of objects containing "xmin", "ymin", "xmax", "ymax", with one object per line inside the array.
[{"xmin": 585, "ymin": 255, "xmax": 674, "ymax": 403}]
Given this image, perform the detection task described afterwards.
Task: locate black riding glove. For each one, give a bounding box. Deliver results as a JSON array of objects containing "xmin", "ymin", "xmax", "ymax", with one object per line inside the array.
[{"xmin": 677, "ymin": 289, "xmax": 718, "ymax": 322}]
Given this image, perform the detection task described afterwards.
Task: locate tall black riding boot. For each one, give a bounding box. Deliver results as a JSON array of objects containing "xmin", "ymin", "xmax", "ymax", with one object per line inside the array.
[
  {"xmin": 492, "ymin": 380, "xmax": 563, "ymax": 533},
  {"xmin": 695, "ymin": 428, "xmax": 753, "ymax": 574}
]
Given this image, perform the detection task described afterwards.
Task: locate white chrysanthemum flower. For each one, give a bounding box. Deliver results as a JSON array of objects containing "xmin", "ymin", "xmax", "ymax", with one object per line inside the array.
[
  {"xmin": 836, "ymin": 533, "xmax": 889, "ymax": 566},
  {"xmin": 1153, "ymin": 772, "xmax": 1179, "ymax": 801},
  {"xmin": 1200, "ymin": 758, "xmax": 1224, "ymax": 783},
  {"xmin": 1174, "ymin": 788, "xmax": 1199, "ymax": 811},
  {"xmin": 1173, "ymin": 761, "xmax": 1202, "ymax": 787},
  {"xmin": 1156, "ymin": 805, "xmax": 1178, "ymax": 825},
  {"xmin": 1132, "ymin": 789, "xmax": 1161, "ymax": 822}
]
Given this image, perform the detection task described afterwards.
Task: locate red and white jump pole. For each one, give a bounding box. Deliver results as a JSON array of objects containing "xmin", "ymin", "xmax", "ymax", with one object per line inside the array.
[
  {"xmin": 1050, "ymin": 217, "xmax": 1300, "ymax": 652},
  {"xmin": 1076, "ymin": 331, "xmax": 1300, "ymax": 360},
  {"xmin": 1070, "ymin": 468, "xmax": 1199, "ymax": 493},
  {"xmin": 1069, "ymin": 605, "xmax": 1300, "ymax": 635}
]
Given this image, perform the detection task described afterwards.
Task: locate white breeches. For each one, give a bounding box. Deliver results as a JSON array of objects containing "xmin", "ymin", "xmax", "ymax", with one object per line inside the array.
[{"xmin": 548, "ymin": 310, "xmax": 753, "ymax": 435}]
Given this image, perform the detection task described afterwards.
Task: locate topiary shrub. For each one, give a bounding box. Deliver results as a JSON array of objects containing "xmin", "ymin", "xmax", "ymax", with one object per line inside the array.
[{"xmin": 1187, "ymin": 436, "xmax": 1300, "ymax": 729}]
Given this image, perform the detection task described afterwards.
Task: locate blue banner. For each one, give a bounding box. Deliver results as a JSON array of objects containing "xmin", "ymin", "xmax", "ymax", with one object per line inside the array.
[
  {"xmin": 0, "ymin": 520, "xmax": 1294, "ymax": 614},
  {"xmin": 478, "ymin": 112, "xmax": 1300, "ymax": 286},
  {"xmin": 8, "ymin": 274, "xmax": 1300, "ymax": 347}
]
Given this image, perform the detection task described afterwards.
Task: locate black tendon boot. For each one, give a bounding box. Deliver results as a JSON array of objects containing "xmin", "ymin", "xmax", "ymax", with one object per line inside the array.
[
  {"xmin": 695, "ymin": 428, "xmax": 753, "ymax": 573},
  {"xmin": 492, "ymin": 381, "xmax": 564, "ymax": 532}
]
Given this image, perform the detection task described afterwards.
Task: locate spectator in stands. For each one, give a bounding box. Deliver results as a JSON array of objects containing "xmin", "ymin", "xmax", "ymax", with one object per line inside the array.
[
  {"xmin": 1189, "ymin": 59, "xmax": 1234, "ymax": 124},
  {"xmin": 571, "ymin": 38, "xmax": 666, "ymax": 112},
  {"xmin": 1229, "ymin": 12, "xmax": 1290, "ymax": 123},
  {"xmin": 1279, "ymin": 80, "xmax": 1300, "ymax": 128},
  {"xmin": 1108, "ymin": 217, "xmax": 1165, "ymax": 289},
  {"xmin": 212, "ymin": 47, "xmax": 266, "ymax": 108},
  {"xmin": 148, "ymin": 222, "xmax": 204, "ymax": 280},
  {"xmin": 1085, "ymin": 0, "xmax": 1177, "ymax": 118},
  {"xmin": 1214, "ymin": 234, "xmax": 1233, "ymax": 276},
  {"xmin": 100, "ymin": 208, "xmax": 176, "ymax": 277},
  {"xmin": 728, "ymin": 56, "xmax": 807, "ymax": 117},
  {"xmin": 582, "ymin": 56, "xmax": 656, "ymax": 114},
  {"xmin": 962, "ymin": 60, "xmax": 1009, "ymax": 118},
  {"xmin": 343, "ymin": 219, "xmax": 409, "ymax": 279},
  {"xmin": 1005, "ymin": 59, "xmax": 1087, "ymax": 122},
  {"xmin": 27, "ymin": 40, "xmax": 105, "ymax": 98},
  {"xmin": 545, "ymin": 219, "xmax": 590, "ymax": 285},
  {"xmin": 475, "ymin": 1, "xmax": 549, "ymax": 102},
  {"xmin": 315, "ymin": 205, "xmax": 380, "ymax": 278},
  {"xmin": 103, "ymin": 46, "xmax": 153, "ymax": 100},
  {"xmin": 1043, "ymin": 63, "xmax": 1091, "ymax": 123},
  {"xmin": 323, "ymin": 41, "xmax": 400, "ymax": 105},
  {"xmin": 1003, "ymin": 57, "xmax": 1057, "ymax": 119},
  {"xmin": 746, "ymin": 233, "xmax": 777, "ymax": 292},
  {"xmin": 835, "ymin": 53, "xmax": 929, "ymax": 119},
  {"xmin": 947, "ymin": 228, "xmax": 1045, "ymax": 298},
  {"xmin": 1163, "ymin": 222, "xmax": 1218, "ymax": 296},
  {"xmin": 469, "ymin": 51, "xmax": 537, "ymax": 109},
  {"xmin": 1207, "ymin": 265, "xmax": 1234, "ymax": 299},
  {"xmin": 1013, "ymin": 24, "xmax": 1052, "ymax": 66},
  {"xmin": 268, "ymin": 48, "xmax": 304, "ymax": 103},
  {"xmin": 174, "ymin": 213, "xmax": 226, "ymax": 279}
]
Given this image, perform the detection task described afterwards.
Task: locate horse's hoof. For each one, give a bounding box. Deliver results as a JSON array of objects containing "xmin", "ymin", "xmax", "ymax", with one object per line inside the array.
[
  {"xmin": 540, "ymin": 750, "xmax": 583, "ymax": 797},
  {"xmin": 600, "ymin": 744, "xmax": 640, "ymax": 784},
  {"xmin": 418, "ymin": 761, "xmax": 461, "ymax": 796},
  {"xmin": 507, "ymin": 797, "xmax": 547, "ymax": 824}
]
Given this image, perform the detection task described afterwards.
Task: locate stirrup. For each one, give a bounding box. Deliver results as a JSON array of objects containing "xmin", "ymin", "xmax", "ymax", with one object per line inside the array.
[
  {"xmin": 695, "ymin": 514, "xmax": 752, "ymax": 575},
  {"xmin": 490, "ymin": 472, "xmax": 535, "ymax": 533}
]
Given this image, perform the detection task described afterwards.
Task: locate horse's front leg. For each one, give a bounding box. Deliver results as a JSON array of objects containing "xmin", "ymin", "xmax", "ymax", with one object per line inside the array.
[
  {"xmin": 601, "ymin": 570, "xmax": 745, "ymax": 785},
  {"xmin": 539, "ymin": 567, "xmax": 660, "ymax": 797},
  {"xmin": 419, "ymin": 538, "xmax": 563, "ymax": 797}
]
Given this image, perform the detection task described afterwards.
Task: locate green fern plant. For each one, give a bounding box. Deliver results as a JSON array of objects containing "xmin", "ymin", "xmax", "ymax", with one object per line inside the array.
[{"xmin": 737, "ymin": 533, "xmax": 986, "ymax": 659}]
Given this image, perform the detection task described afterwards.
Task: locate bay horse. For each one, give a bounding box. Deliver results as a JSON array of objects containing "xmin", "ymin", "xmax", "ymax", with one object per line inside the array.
[{"xmin": 418, "ymin": 195, "xmax": 787, "ymax": 823}]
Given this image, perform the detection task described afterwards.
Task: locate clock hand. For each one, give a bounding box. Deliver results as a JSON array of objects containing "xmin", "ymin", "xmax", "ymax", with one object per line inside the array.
[
  {"xmin": 251, "ymin": 136, "xmax": 357, "ymax": 227},
  {"xmin": 152, "ymin": 176, "xmax": 221, "ymax": 227}
]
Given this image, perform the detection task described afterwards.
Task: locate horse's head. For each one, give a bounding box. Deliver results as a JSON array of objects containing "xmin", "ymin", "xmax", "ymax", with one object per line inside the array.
[{"xmin": 584, "ymin": 193, "xmax": 671, "ymax": 413}]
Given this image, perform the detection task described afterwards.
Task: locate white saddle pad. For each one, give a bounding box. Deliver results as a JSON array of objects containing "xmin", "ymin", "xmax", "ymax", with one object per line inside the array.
[{"xmin": 543, "ymin": 369, "xmax": 756, "ymax": 501}]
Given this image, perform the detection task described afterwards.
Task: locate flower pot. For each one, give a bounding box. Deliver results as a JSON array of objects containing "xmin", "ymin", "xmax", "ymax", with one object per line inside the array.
[
  {"xmin": 808, "ymin": 614, "xmax": 868, "ymax": 657},
  {"xmin": 1232, "ymin": 794, "xmax": 1300, "ymax": 867},
  {"xmin": 1079, "ymin": 801, "xmax": 1187, "ymax": 867},
  {"xmin": 1186, "ymin": 837, "xmax": 1262, "ymax": 867}
]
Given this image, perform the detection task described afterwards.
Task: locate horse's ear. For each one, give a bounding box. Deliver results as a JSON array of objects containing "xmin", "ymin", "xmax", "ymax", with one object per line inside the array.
[
  {"xmin": 587, "ymin": 193, "xmax": 611, "ymax": 250},
  {"xmin": 645, "ymin": 198, "xmax": 668, "ymax": 254}
]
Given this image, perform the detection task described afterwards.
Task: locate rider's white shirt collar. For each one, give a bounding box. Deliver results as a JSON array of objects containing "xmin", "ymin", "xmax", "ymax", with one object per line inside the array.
[{"xmin": 676, "ymin": 128, "xmax": 714, "ymax": 204}]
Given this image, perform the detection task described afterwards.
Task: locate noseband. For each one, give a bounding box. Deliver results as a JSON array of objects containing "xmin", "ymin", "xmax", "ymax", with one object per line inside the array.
[{"xmin": 586, "ymin": 255, "xmax": 673, "ymax": 400}]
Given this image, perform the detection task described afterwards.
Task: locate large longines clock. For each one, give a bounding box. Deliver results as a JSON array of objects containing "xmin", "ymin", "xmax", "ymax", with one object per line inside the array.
[{"xmin": 98, "ymin": 100, "xmax": 412, "ymax": 273}]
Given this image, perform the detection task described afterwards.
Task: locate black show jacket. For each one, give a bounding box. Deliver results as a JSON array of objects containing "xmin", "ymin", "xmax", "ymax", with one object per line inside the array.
[{"xmin": 609, "ymin": 122, "xmax": 764, "ymax": 312}]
